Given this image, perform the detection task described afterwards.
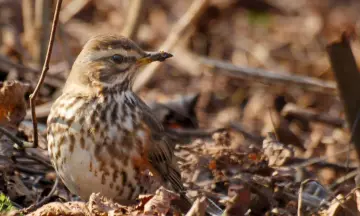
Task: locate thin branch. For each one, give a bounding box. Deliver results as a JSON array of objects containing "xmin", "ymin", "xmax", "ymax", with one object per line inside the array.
[
  {"xmin": 0, "ymin": 126, "xmax": 33, "ymax": 149},
  {"xmin": 290, "ymin": 146, "xmax": 353, "ymax": 169},
  {"xmin": 327, "ymin": 33, "xmax": 360, "ymax": 160},
  {"xmin": 286, "ymin": 157, "xmax": 357, "ymax": 172},
  {"xmin": 166, "ymin": 127, "xmax": 227, "ymax": 139},
  {"xmin": 29, "ymin": 0, "xmax": 63, "ymax": 148},
  {"xmin": 13, "ymin": 151, "xmax": 52, "ymax": 169},
  {"xmin": 328, "ymin": 170, "xmax": 358, "ymax": 190},
  {"xmin": 14, "ymin": 164, "xmax": 47, "ymax": 175},
  {"xmin": 121, "ymin": 0, "xmax": 143, "ymax": 39},
  {"xmin": 281, "ymin": 103, "xmax": 345, "ymax": 127},
  {"xmin": 0, "ymin": 54, "xmax": 39, "ymax": 73},
  {"xmin": 0, "ymin": 55, "xmax": 64, "ymax": 87},
  {"xmin": 20, "ymin": 177, "xmax": 59, "ymax": 214},
  {"xmin": 133, "ymin": 0, "xmax": 209, "ymax": 92},
  {"xmin": 200, "ymin": 57, "xmax": 337, "ymax": 94},
  {"xmin": 298, "ymin": 179, "xmax": 315, "ymax": 216}
]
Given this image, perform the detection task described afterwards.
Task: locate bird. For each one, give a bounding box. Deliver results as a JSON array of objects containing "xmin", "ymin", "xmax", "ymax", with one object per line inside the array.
[{"xmin": 46, "ymin": 34, "xmax": 221, "ymax": 215}]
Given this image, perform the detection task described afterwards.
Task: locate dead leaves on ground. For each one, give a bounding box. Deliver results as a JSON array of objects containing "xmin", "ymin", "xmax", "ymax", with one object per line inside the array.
[
  {"xmin": 0, "ymin": 81, "xmax": 28, "ymax": 128},
  {"xmin": 18, "ymin": 188, "xmax": 183, "ymax": 216}
]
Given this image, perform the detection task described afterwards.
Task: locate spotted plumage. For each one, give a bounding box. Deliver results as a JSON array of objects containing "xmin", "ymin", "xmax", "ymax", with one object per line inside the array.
[{"xmin": 47, "ymin": 35, "xmax": 190, "ymax": 207}]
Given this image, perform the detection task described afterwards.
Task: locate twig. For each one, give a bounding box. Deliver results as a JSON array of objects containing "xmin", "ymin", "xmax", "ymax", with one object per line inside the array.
[
  {"xmin": 346, "ymin": 110, "xmax": 360, "ymax": 174},
  {"xmin": 328, "ymin": 169, "xmax": 358, "ymax": 190},
  {"xmin": 327, "ymin": 33, "xmax": 360, "ymax": 159},
  {"xmin": 13, "ymin": 151, "xmax": 52, "ymax": 169},
  {"xmin": 286, "ymin": 157, "xmax": 357, "ymax": 172},
  {"xmin": 0, "ymin": 126, "xmax": 33, "ymax": 149},
  {"xmin": 121, "ymin": 0, "xmax": 143, "ymax": 39},
  {"xmin": 0, "ymin": 54, "xmax": 64, "ymax": 88},
  {"xmin": 0, "ymin": 54, "xmax": 39, "ymax": 73},
  {"xmin": 166, "ymin": 127, "xmax": 227, "ymax": 139},
  {"xmin": 281, "ymin": 103, "xmax": 344, "ymax": 127},
  {"xmin": 133, "ymin": 0, "xmax": 209, "ymax": 91},
  {"xmin": 29, "ymin": 0, "xmax": 63, "ymax": 148},
  {"xmin": 20, "ymin": 177, "xmax": 59, "ymax": 214},
  {"xmin": 25, "ymin": 100, "xmax": 53, "ymax": 120},
  {"xmin": 185, "ymin": 197, "xmax": 207, "ymax": 216},
  {"xmin": 200, "ymin": 57, "xmax": 337, "ymax": 94},
  {"xmin": 298, "ymin": 179, "xmax": 316, "ymax": 216},
  {"xmin": 280, "ymin": 190, "xmax": 319, "ymax": 209},
  {"xmin": 290, "ymin": 146, "xmax": 353, "ymax": 169},
  {"xmin": 14, "ymin": 164, "xmax": 47, "ymax": 175}
]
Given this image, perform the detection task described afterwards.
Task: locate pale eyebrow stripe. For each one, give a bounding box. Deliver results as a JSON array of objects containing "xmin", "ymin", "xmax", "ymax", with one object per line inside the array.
[{"xmin": 87, "ymin": 49, "xmax": 142, "ymax": 61}]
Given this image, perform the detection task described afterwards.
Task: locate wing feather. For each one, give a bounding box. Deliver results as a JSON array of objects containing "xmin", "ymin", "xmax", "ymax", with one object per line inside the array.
[{"xmin": 132, "ymin": 94, "xmax": 185, "ymax": 193}]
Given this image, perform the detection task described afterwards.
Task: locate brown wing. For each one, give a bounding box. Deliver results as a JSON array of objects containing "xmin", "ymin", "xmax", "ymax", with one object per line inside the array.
[{"xmin": 132, "ymin": 94, "xmax": 185, "ymax": 193}]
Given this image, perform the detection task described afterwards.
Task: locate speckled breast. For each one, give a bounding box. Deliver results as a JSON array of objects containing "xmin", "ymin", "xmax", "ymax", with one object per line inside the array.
[{"xmin": 47, "ymin": 91, "xmax": 153, "ymax": 204}]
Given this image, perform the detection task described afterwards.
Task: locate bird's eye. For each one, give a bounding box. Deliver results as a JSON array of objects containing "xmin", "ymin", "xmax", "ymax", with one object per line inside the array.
[{"xmin": 112, "ymin": 54, "xmax": 124, "ymax": 64}]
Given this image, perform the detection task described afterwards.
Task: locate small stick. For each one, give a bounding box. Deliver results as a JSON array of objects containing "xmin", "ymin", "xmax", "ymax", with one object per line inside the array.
[
  {"xmin": 200, "ymin": 57, "xmax": 337, "ymax": 94},
  {"xmin": 281, "ymin": 103, "xmax": 344, "ymax": 127},
  {"xmin": 327, "ymin": 33, "xmax": 360, "ymax": 159},
  {"xmin": 14, "ymin": 151, "xmax": 52, "ymax": 168},
  {"xmin": 298, "ymin": 179, "xmax": 315, "ymax": 216},
  {"xmin": 0, "ymin": 55, "xmax": 64, "ymax": 87},
  {"xmin": 290, "ymin": 146, "xmax": 353, "ymax": 169},
  {"xmin": 0, "ymin": 54, "xmax": 39, "ymax": 73},
  {"xmin": 0, "ymin": 126, "xmax": 33, "ymax": 149},
  {"xmin": 14, "ymin": 164, "xmax": 47, "ymax": 175},
  {"xmin": 20, "ymin": 177, "xmax": 59, "ymax": 214},
  {"xmin": 328, "ymin": 170, "xmax": 358, "ymax": 190},
  {"xmin": 133, "ymin": 0, "xmax": 209, "ymax": 91},
  {"xmin": 29, "ymin": 0, "xmax": 63, "ymax": 148}
]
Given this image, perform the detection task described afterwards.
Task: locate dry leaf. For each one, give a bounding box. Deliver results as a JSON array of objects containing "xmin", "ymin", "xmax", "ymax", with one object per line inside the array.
[
  {"xmin": 212, "ymin": 131, "xmax": 231, "ymax": 147},
  {"xmin": 25, "ymin": 201, "xmax": 89, "ymax": 216},
  {"xmin": 185, "ymin": 197, "xmax": 207, "ymax": 216},
  {"xmin": 143, "ymin": 187, "xmax": 180, "ymax": 216},
  {"xmin": 263, "ymin": 132, "xmax": 294, "ymax": 167},
  {"xmin": 0, "ymin": 81, "xmax": 28, "ymax": 128},
  {"xmin": 5, "ymin": 174, "xmax": 36, "ymax": 207},
  {"xmin": 223, "ymin": 183, "xmax": 251, "ymax": 216},
  {"xmin": 87, "ymin": 193, "xmax": 128, "ymax": 216},
  {"xmin": 326, "ymin": 194, "xmax": 358, "ymax": 216}
]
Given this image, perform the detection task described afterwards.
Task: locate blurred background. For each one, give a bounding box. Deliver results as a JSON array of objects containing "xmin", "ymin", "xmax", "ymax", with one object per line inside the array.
[{"xmin": 1, "ymin": 0, "xmax": 360, "ymax": 215}]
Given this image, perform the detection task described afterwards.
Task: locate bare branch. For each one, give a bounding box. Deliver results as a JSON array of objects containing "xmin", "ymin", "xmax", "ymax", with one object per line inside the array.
[
  {"xmin": 29, "ymin": 0, "xmax": 63, "ymax": 148},
  {"xmin": 327, "ymin": 33, "xmax": 360, "ymax": 160},
  {"xmin": 201, "ymin": 57, "xmax": 337, "ymax": 94},
  {"xmin": 133, "ymin": 0, "xmax": 209, "ymax": 92}
]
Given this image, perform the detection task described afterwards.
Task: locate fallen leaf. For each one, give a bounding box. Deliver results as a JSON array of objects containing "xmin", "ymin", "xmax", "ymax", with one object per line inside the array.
[
  {"xmin": 143, "ymin": 187, "xmax": 180, "ymax": 216},
  {"xmin": 263, "ymin": 132, "xmax": 294, "ymax": 167},
  {"xmin": 0, "ymin": 81, "xmax": 28, "ymax": 128}
]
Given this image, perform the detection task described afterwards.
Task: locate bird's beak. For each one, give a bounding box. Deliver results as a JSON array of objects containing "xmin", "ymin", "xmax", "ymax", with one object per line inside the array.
[{"xmin": 136, "ymin": 51, "xmax": 173, "ymax": 66}]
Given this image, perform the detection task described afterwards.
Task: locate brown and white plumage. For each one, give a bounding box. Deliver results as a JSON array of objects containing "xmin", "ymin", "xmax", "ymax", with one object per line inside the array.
[
  {"xmin": 47, "ymin": 35, "xmax": 222, "ymax": 215},
  {"xmin": 47, "ymin": 35, "xmax": 188, "ymax": 206}
]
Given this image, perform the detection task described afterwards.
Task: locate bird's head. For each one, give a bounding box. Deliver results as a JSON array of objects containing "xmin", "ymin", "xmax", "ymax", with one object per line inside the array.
[{"xmin": 64, "ymin": 34, "xmax": 172, "ymax": 94}]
